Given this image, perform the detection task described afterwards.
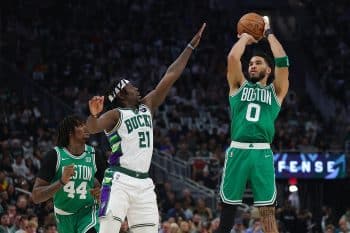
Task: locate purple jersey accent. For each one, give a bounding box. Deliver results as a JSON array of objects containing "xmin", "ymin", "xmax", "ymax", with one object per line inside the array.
[
  {"xmin": 108, "ymin": 151, "xmax": 122, "ymax": 166},
  {"xmin": 99, "ymin": 185, "xmax": 111, "ymax": 217}
]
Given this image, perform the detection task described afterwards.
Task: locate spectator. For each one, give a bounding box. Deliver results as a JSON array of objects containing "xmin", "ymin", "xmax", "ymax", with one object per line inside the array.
[
  {"xmin": 44, "ymin": 224, "xmax": 57, "ymax": 233},
  {"xmin": 246, "ymin": 218, "xmax": 263, "ymax": 233},
  {"xmin": 193, "ymin": 198, "xmax": 212, "ymax": 222},
  {"xmin": 14, "ymin": 215, "xmax": 29, "ymax": 233},
  {"xmin": 338, "ymin": 216, "xmax": 350, "ymax": 233},
  {"xmin": 0, "ymin": 212, "xmax": 11, "ymax": 233},
  {"xmin": 25, "ymin": 220, "xmax": 38, "ymax": 233},
  {"xmin": 230, "ymin": 217, "xmax": 246, "ymax": 233}
]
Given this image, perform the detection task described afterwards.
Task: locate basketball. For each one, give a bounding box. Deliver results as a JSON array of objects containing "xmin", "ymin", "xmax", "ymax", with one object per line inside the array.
[{"xmin": 237, "ymin": 12, "xmax": 265, "ymax": 40}]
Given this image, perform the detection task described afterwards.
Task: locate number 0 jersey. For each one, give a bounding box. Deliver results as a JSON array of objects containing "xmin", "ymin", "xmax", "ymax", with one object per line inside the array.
[
  {"xmin": 229, "ymin": 81, "xmax": 281, "ymax": 143},
  {"xmin": 105, "ymin": 104, "xmax": 153, "ymax": 173}
]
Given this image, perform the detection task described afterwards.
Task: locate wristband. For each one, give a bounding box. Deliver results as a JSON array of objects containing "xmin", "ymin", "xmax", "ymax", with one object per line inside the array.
[
  {"xmin": 264, "ymin": 28, "xmax": 273, "ymax": 38},
  {"xmin": 187, "ymin": 43, "xmax": 195, "ymax": 50},
  {"xmin": 274, "ymin": 56, "xmax": 290, "ymax": 67},
  {"xmin": 59, "ymin": 178, "xmax": 66, "ymax": 186},
  {"xmin": 90, "ymin": 114, "xmax": 99, "ymax": 118}
]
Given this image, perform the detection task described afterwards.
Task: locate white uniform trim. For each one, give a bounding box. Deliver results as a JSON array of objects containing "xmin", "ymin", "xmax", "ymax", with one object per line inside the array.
[
  {"xmin": 270, "ymin": 84, "xmax": 281, "ymax": 107},
  {"xmin": 229, "ymin": 81, "xmax": 248, "ymax": 98},
  {"xmin": 54, "ymin": 206, "xmax": 73, "ymax": 215},
  {"xmin": 105, "ymin": 109, "xmax": 123, "ymax": 136},
  {"xmin": 54, "ymin": 147, "xmax": 60, "ymax": 172},
  {"xmin": 230, "ymin": 141, "xmax": 270, "ymax": 149},
  {"xmin": 82, "ymin": 205, "xmax": 97, "ymax": 233}
]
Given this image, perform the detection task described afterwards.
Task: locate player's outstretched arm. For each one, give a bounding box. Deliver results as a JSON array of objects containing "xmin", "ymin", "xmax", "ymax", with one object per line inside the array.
[
  {"xmin": 87, "ymin": 96, "xmax": 120, "ymax": 133},
  {"xmin": 264, "ymin": 16, "xmax": 289, "ymax": 103},
  {"xmin": 227, "ymin": 33, "xmax": 257, "ymax": 95},
  {"xmin": 143, "ymin": 23, "xmax": 206, "ymax": 114}
]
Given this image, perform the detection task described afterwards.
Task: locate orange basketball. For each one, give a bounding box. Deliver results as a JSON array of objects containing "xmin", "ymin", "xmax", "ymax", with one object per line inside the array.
[{"xmin": 237, "ymin": 12, "xmax": 265, "ymax": 40}]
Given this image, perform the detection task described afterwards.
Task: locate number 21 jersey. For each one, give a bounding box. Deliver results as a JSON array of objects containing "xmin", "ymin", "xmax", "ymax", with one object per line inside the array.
[{"xmin": 105, "ymin": 104, "xmax": 153, "ymax": 173}]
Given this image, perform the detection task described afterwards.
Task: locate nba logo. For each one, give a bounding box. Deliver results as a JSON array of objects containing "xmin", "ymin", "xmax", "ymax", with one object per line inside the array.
[{"xmin": 85, "ymin": 157, "xmax": 91, "ymax": 162}]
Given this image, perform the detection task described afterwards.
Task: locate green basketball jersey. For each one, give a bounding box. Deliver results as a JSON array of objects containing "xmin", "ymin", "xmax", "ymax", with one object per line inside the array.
[
  {"xmin": 52, "ymin": 145, "xmax": 97, "ymax": 214},
  {"xmin": 229, "ymin": 81, "xmax": 281, "ymax": 143}
]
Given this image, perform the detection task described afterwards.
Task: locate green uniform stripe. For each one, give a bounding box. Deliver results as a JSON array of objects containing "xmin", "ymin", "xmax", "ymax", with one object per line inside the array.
[
  {"xmin": 108, "ymin": 133, "xmax": 120, "ymax": 141},
  {"xmin": 82, "ymin": 205, "xmax": 97, "ymax": 233},
  {"xmin": 112, "ymin": 216, "xmax": 122, "ymax": 222},
  {"xmin": 111, "ymin": 142, "xmax": 121, "ymax": 153},
  {"xmin": 130, "ymin": 223, "xmax": 156, "ymax": 229}
]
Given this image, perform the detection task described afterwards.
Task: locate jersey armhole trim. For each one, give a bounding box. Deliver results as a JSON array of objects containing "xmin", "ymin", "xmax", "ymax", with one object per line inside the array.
[
  {"xmin": 270, "ymin": 84, "xmax": 281, "ymax": 107},
  {"xmin": 141, "ymin": 103, "xmax": 153, "ymax": 117},
  {"xmin": 105, "ymin": 109, "xmax": 123, "ymax": 136},
  {"xmin": 91, "ymin": 147, "xmax": 97, "ymax": 172},
  {"xmin": 229, "ymin": 80, "xmax": 247, "ymax": 98},
  {"xmin": 54, "ymin": 147, "xmax": 60, "ymax": 172}
]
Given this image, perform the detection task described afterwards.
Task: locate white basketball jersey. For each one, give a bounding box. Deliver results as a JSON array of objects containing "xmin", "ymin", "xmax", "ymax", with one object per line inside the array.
[{"xmin": 105, "ymin": 104, "xmax": 153, "ymax": 173}]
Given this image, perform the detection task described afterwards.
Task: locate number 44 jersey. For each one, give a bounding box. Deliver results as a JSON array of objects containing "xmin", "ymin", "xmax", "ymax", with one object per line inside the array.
[
  {"xmin": 53, "ymin": 145, "xmax": 97, "ymax": 214},
  {"xmin": 105, "ymin": 104, "xmax": 153, "ymax": 173},
  {"xmin": 230, "ymin": 81, "xmax": 281, "ymax": 143}
]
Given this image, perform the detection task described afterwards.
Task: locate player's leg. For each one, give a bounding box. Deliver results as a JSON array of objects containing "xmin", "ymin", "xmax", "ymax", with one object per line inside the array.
[
  {"xmin": 258, "ymin": 206, "xmax": 279, "ymax": 233},
  {"xmin": 98, "ymin": 171, "xmax": 130, "ymax": 233},
  {"xmin": 54, "ymin": 214, "xmax": 75, "ymax": 233},
  {"xmin": 76, "ymin": 205, "xmax": 99, "ymax": 233},
  {"xmin": 127, "ymin": 182, "xmax": 159, "ymax": 233},
  {"xmin": 217, "ymin": 147, "xmax": 250, "ymax": 233},
  {"xmin": 216, "ymin": 202, "xmax": 237, "ymax": 233},
  {"xmin": 99, "ymin": 212, "xmax": 122, "ymax": 233},
  {"xmin": 250, "ymin": 149, "xmax": 278, "ymax": 233}
]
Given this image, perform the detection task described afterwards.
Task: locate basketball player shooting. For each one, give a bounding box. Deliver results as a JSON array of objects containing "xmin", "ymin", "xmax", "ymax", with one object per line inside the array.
[
  {"xmin": 86, "ymin": 23, "xmax": 206, "ymax": 233},
  {"xmin": 217, "ymin": 15, "xmax": 289, "ymax": 233}
]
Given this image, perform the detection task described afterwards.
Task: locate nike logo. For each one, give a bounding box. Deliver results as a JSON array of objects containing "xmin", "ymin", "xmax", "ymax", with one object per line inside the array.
[
  {"xmin": 265, "ymin": 154, "xmax": 272, "ymax": 158},
  {"xmin": 61, "ymin": 158, "xmax": 69, "ymax": 161}
]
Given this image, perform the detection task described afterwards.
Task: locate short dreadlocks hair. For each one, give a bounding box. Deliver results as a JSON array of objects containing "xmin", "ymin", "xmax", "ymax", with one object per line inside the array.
[{"xmin": 56, "ymin": 115, "xmax": 85, "ymax": 147}]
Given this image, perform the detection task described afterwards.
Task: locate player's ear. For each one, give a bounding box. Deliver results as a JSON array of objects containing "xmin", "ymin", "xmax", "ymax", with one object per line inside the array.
[{"xmin": 266, "ymin": 66, "xmax": 272, "ymax": 76}]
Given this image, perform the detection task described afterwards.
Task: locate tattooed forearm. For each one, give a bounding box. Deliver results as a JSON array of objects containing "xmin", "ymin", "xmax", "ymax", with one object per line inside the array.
[
  {"xmin": 258, "ymin": 206, "xmax": 279, "ymax": 233},
  {"xmin": 32, "ymin": 181, "xmax": 63, "ymax": 204}
]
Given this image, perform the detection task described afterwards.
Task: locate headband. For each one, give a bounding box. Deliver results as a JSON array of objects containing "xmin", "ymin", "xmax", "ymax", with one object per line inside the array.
[{"xmin": 108, "ymin": 79, "xmax": 130, "ymax": 102}]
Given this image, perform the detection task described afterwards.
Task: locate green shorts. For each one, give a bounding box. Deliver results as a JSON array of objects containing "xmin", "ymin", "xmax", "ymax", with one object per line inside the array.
[
  {"xmin": 220, "ymin": 142, "xmax": 276, "ymax": 206},
  {"xmin": 55, "ymin": 205, "xmax": 99, "ymax": 233}
]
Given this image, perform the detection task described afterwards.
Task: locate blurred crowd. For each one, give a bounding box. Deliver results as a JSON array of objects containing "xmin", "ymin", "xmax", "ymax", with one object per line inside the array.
[
  {"xmin": 1, "ymin": 0, "xmax": 350, "ymax": 232},
  {"xmin": 300, "ymin": 0, "xmax": 350, "ymax": 148}
]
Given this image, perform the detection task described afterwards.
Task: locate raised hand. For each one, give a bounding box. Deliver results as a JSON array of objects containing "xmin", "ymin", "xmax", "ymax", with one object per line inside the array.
[
  {"xmin": 189, "ymin": 23, "xmax": 206, "ymax": 49},
  {"xmin": 89, "ymin": 96, "xmax": 104, "ymax": 117},
  {"xmin": 61, "ymin": 164, "xmax": 75, "ymax": 185},
  {"xmin": 263, "ymin": 16, "xmax": 271, "ymax": 37},
  {"xmin": 238, "ymin": 33, "xmax": 258, "ymax": 45}
]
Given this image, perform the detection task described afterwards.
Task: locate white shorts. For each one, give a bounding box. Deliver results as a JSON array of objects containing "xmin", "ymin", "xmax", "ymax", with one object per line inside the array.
[{"xmin": 99, "ymin": 170, "xmax": 159, "ymax": 229}]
